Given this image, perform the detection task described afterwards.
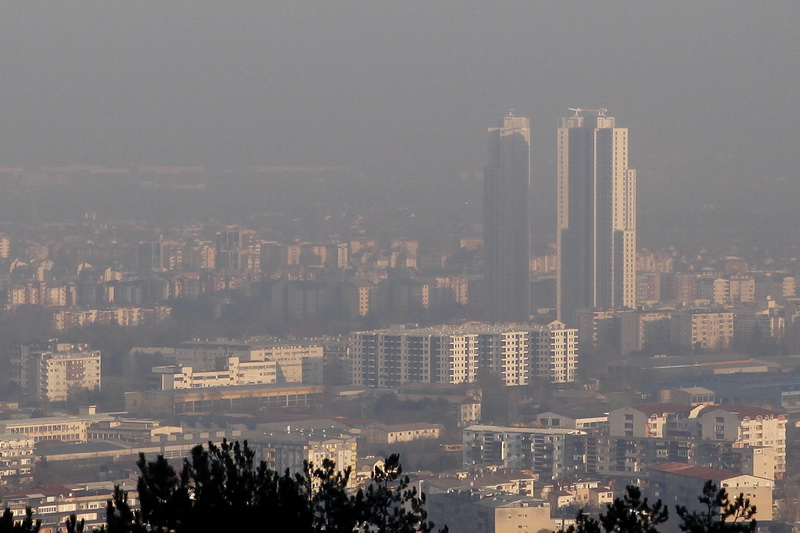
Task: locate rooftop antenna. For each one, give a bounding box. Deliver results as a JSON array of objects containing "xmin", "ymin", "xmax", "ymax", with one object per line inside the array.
[{"xmin": 508, "ymin": 107, "xmax": 516, "ymax": 117}]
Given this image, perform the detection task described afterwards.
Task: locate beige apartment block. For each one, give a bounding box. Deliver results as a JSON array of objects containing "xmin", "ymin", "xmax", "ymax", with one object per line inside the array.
[
  {"xmin": 649, "ymin": 462, "xmax": 772, "ymax": 522},
  {"xmin": 366, "ymin": 423, "xmax": 443, "ymax": 444},
  {"xmin": 428, "ymin": 488, "xmax": 554, "ymax": 533},
  {"xmin": 608, "ymin": 404, "xmax": 698, "ymax": 439},
  {"xmin": 258, "ymin": 433, "xmax": 358, "ymax": 488},
  {"xmin": 343, "ymin": 280, "xmax": 376, "ymax": 317},
  {"xmin": 0, "ymin": 234, "xmax": 9, "ymax": 258},
  {"xmin": 696, "ymin": 405, "xmax": 786, "ymax": 477},
  {"xmin": 670, "ymin": 310, "xmax": 734, "ymax": 351},
  {"xmin": 538, "ymin": 480, "xmax": 613, "ymax": 509}
]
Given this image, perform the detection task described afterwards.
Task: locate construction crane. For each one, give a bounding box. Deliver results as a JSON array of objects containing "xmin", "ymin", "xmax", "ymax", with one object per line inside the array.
[{"xmin": 568, "ymin": 107, "xmax": 608, "ymax": 116}]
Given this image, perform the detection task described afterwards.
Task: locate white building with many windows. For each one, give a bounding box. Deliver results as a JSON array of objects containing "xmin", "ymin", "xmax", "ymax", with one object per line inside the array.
[
  {"xmin": 13, "ymin": 341, "xmax": 101, "ymax": 403},
  {"xmin": 349, "ymin": 322, "xmax": 578, "ymax": 388}
]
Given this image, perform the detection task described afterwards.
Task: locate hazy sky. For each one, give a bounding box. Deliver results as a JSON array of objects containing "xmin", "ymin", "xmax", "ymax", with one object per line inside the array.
[{"xmin": 2, "ymin": 2, "xmax": 799, "ymax": 221}]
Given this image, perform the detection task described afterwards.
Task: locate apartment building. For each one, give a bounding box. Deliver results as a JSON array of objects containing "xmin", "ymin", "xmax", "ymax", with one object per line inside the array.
[
  {"xmin": 696, "ymin": 405, "xmax": 786, "ymax": 477},
  {"xmin": 3, "ymin": 483, "xmax": 139, "ymax": 533},
  {"xmin": 649, "ymin": 462, "xmax": 772, "ymax": 522},
  {"xmin": 13, "ymin": 341, "xmax": 101, "ymax": 403},
  {"xmin": 427, "ymin": 488, "xmax": 554, "ymax": 533},
  {"xmin": 531, "ymin": 321, "xmax": 578, "ymax": 383},
  {"xmin": 670, "ymin": 310, "xmax": 734, "ymax": 351},
  {"xmin": 463, "ymin": 425, "xmax": 584, "ymax": 479},
  {"xmin": 174, "ymin": 340, "xmax": 323, "ymax": 383},
  {"xmin": 0, "ymin": 413, "xmax": 115, "ymax": 443},
  {"xmin": 0, "ymin": 434, "xmax": 35, "ymax": 488},
  {"xmin": 608, "ymin": 403, "xmax": 786, "ymax": 478},
  {"xmin": 366, "ymin": 423, "xmax": 443, "ymax": 444},
  {"xmin": 349, "ymin": 322, "xmax": 578, "ymax": 388},
  {"xmin": 152, "ymin": 356, "xmax": 279, "ymax": 390},
  {"xmin": 608, "ymin": 404, "xmax": 699, "ymax": 439},
  {"xmin": 248, "ymin": 421, "xmax": 358, "ymax": 488}
]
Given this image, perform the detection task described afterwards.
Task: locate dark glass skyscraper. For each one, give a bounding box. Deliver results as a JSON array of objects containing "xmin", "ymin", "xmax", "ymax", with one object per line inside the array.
[{"xmin": 483, "ymin": 113, "xmax": 531, "ymax": 322}]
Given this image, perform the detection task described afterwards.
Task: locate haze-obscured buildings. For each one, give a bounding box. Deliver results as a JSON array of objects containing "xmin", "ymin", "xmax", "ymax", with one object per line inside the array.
[
  {"xmin": 557, "ymin": 109, "xmax": 636, "ymax": 327},
  {"xmin": 483, "ymin": 113, "xmax": 531, "ymax": 323}
]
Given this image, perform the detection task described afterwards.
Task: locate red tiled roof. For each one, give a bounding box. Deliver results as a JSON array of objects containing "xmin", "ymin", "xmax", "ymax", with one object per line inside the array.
[
  {"xmin": 649, "ymin": 462, "xmax": 741, "ymax": 482},
  {"xmin": 629, "ymin": 403, "xmax": 696, "ymax": 417},
  {"xmin": 697, "ymin": 405, "xmax": 781, "ymax": 420},
  {"xmin": 2, "ymin": 484, "xmax": 72, "ymax": 499}
]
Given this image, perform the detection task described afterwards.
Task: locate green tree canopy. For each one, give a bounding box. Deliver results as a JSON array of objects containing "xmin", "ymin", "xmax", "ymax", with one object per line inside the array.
[
  {"xmin": 103, "ymin": 439, "xmax": 444, "ymax": 533},
  {"xmin": 559, "ymin": 481, "xmax": 757, "ymax": 533},
  {"xmin": 559, "ymin": 486, "xmax": 669, "ymax": 533},
  {"xmin": 675, "ymin": 480, "xmax": 756, "ymax": 533}
]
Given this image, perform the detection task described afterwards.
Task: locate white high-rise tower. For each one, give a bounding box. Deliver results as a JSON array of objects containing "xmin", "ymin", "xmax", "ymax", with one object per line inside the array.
[{"xmin": 557, "ymin": 109, "xmax": 636, "ymax": 326}]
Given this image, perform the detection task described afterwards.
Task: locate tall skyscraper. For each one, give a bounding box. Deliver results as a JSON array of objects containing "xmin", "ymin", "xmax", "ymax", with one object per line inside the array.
[
  {"xmin": 483, "ymin": 113, "xmax": 531, "ymax": 322},
  {"xmin": 557, "ymin": 109, "xmax": 636, "ymax": 326}
]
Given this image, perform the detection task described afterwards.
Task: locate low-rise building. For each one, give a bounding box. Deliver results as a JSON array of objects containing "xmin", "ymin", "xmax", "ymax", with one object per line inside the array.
[
  {"xmin": 537, "ymin": 480, "xmax": 613, "ymax": 509},
  {"xmin": 2, "ymin": 482, "xmax": 139, "ymax": 533},
  {"xmin": 151, "ymin": 356, "xmax": 278, "ymax": 390},
  {"xmin": 124, "ymin": 383, "xmax": 325, "ymax": 415},
  {"xmin": 174, "ymin": 339, "xmax": 323, "ymax": 383},
  {"xmin": 366, "ymin": 423, "xmax": 443, "ymax": 444},
  {"xmin": 0, "ymin": 413, "xmax": 115, "ymax": 444},
  {"xmin": 427, "ymin": 488, "xmax": 554, "ymax": 533},
  {"xmin": 649, "ymin": 462, "xmax": 772, "ymax": 522}
]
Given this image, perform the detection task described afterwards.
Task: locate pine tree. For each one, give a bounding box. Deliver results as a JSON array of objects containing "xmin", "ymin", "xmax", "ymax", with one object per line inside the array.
[
  {"xmin": 0, "ymin": 508, "xmax": 40, "ymax": 533},
  {"xmin": 559, "ymin": 486, "xmax": 668, "ymax": 533},
  {"xmin": 675, "ymin": 480, "xmax": 756, "ymax": 533},
  {"xmin": 102, "ymin": 440, "xmax": 444, "ymax": 533}
]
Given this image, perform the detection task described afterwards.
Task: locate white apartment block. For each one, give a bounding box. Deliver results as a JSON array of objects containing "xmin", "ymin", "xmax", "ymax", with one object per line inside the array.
[
  {"xmin": 0, "ymin": 434, "xmax": 35, "ymax": 488},
  {"xmin": 153, "ymin": 356, "xmax": 278, "ymax": 390},
  {"xmin": 462, "ymin": 425, "xmax": 585, "ymax": 479},
  {"xmin": 174, "ymin": 340, "xmax": 323, "ymax": 383},
  {"xmin": 532, "ymin": 321, "xmax": 578, "ymax": 383},
  {"xmin": 258, "ymin": 433, "xmax": 358, "ymax": 488},
  {"xmin": 14, "ymin": 341, "xmax": 101, "ymax": 403},
  {"xmin": 349, "ymin": 322, "xmax": 578, "ymax": 388}
]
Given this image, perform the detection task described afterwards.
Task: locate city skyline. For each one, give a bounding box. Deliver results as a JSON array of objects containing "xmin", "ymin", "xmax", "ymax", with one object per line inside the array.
[
  {"xmin": 483, "ymin": 113, "xmax": 530, "ymax": 322},
  {"xmin": 557, "ymin": 109, "xmax": 636, "ymax": 326}
]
